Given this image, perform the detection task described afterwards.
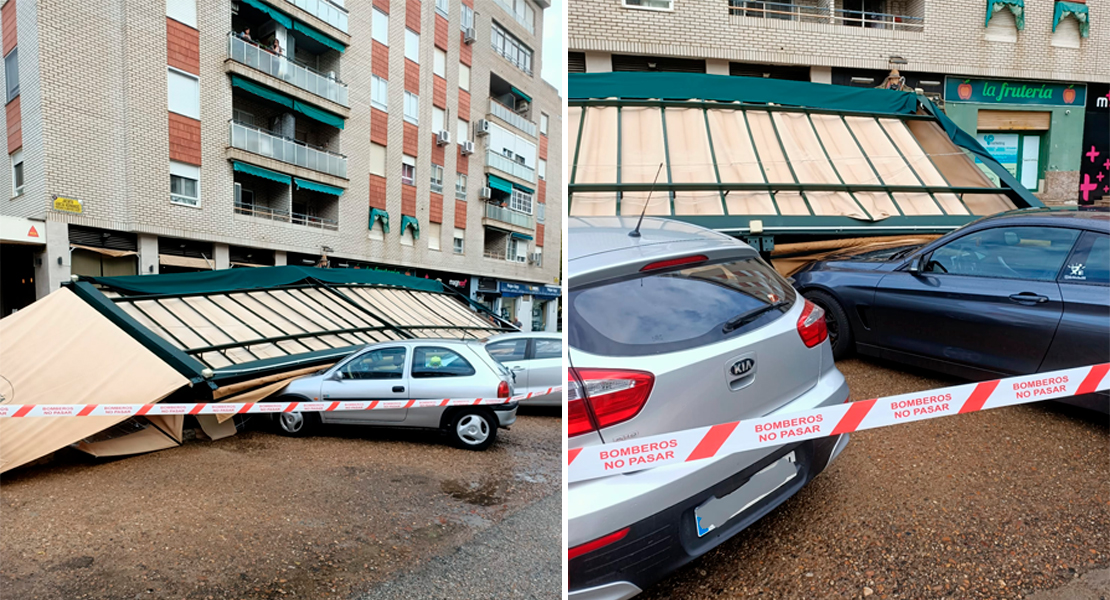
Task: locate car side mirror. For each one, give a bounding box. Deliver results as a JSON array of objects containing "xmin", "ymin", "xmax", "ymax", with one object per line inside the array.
[
  {"xmin": 332, "ymin": 371, "xmax": 346, "ymax": 381},
  {"xmin": 907, "ymin": 255, "xmax": 925, "ymax": 275}
]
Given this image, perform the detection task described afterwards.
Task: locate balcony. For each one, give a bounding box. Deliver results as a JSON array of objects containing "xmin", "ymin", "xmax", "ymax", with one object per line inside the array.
[
  {"xmin": 489, "ymin": 99, "xmax": 537, "ymax": 137},
  {"xmin": 485, "ymin": 203, "xmax": 534, "ymax": 229},
  {"xmin": 229, "ymin": 120, "xmax": 348, "ymax": 179},
  {"xmin": 486, "ymin": 150, "xmax": 536, "ymax": 183},
  {"xmin": 492, "ymin": 0, "xmax": 535, "ymax": 34},
  {"xmin": 233, "ymin": 203, "xmax": 339, "ymax": 231},
  {"xmin": 282, "ymin": 0, "xmax": 349, "ymax": 33},
  {"xmin": 228, "ymin": 34, "xmax": 348, "ymax": 107},
  {"xmin": 727, "ymin": 1, "xmax": 924, "ymax": 33}
]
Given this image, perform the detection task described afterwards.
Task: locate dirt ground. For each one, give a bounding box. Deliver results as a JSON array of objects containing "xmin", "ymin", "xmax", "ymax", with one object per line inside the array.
[
  {"xmin": 0, "ymin": 407, "xmax": 562, "ymax": 600},
  {"xmin": 640, "ymin": 357, "xmax": 1109, "ymax": 600}
]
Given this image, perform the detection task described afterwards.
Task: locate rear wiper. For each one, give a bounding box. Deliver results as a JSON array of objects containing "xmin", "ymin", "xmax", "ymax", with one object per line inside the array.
[{"xmin": 722, "ymin": 300, "xmax": 791, "ymax": 334}]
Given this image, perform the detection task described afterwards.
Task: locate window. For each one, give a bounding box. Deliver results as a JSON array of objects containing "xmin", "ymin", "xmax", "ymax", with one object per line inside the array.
[
  {"xmin": 509, "ymin": 189, "xmax": 532, "ymax": 214},
  {"xmin": 508, "ymin": 238, "xmax": 527, "ymax": 262},
  {"xmin": 432, "ymin": 106, "xmax": 446, "ymax": 133},
  {"xmin": 10, "ymin": 149, "xmax": 23, "ymax": 197},
  {"xmin": 454, "ymin": 228, "xmax": 465, "ymax": 254},
  {"xmin": 622, "ymin": 0, "xmax": 674, "ymax": 10},
  {"xmin": 369, "ymin": 143, "xmax": 387, "ymax": 177},
  {"xmin": 1059, "ymin": 232, "xmax": 1109, "ymax": 286},
  {"xmin": 538, "ymin": 158, "xmax": 546, "ymax": 181},
  {"xmin": 373, "ymin": 8, "xmax": 389, "ymax": 45},
  {"xmin": 404, "ymin": 91, "xmax": 419, "ymax": 124},
  {"xmin": 534, "ymin": 244, "xmax": 543, "ymax": 266},
  {"xmin": 540, "ymin": 112, "xmax": 549, "ymax": 135},
  {"xmin": 459, "ymin": 63, "xmax": 470, "ymax": 91},
  {"xmin": 457, "ymin": 119, "xmax": 469, "ymax": 144},
  {"xmin": 435, "ymin": 0, "xmax": 449, "ymax": 16},
  {"xmin": 4, "ymin": 48, "xmax": 18, "ymax": 102},
  {"xmin": 405, "ymin": 29, "xmax": 419, "ymax": 63},
  {"xmin": 434, "ymin": 48, "xmax": 446, "ymax": 78},
  {"xmin": 412, "ymin": 347, "xmax": 476, "ymax": 378},
  {"xmin": 232, "ymin": 108, "xmax": 254, "ymax": 125},
  {"xmin": 166, "ymin": 0, "xmax": 197, "ymax": 27},
  {"xmin": 461, "ymin": 5, "xmax": 474, "ymax": 30},
  {"xmin": 536, "ymin": 202, "xmax": 545, "ymax": 223},
  {"xmin": 925, "ymin": 226, "xmax": 1081, "ymax": 281},
  {"xmin": 487, "ymin": 339, "xmax": 528, "ymax": 362},
  {"xmin": 430, "ymin": 164, "xmax": 444, "ymax": 193},
  {"xmin": 490, "ymin": 22, "xmax": 533, "ymax": 74},
  {"xmin": 534, "ymin": 338, "xmax": 561, "ymax": 359},
  {"xmin": 428, "ymin": 222, "xmax": 442, "ymax": 250},
  {"xmin": 167, "ymin": 68, "xmax": 200, "ymax": 119},
  {"xmin": 170, "ymin": 161, "xmax": 200, "ymax": 207},
  {"xmin": 371, "ymin": 75, "xmax": 388, "ymax": 111},
  {"xmin": 401, "ymin": 155, "xmax": 416, "ymax": 185},
  {"xmin": 341, "ymin": 347, "xmax": 406, "ymax": 380},
  {"xmin": 456, "ymin": 173, "xmax": 467, "ymax": 200}
]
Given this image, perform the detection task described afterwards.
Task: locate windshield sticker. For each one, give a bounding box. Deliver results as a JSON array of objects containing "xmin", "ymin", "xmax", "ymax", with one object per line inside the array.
[{"xmin": 1064, "ymin": 262, "xmax": 1087, "ymax": 281}]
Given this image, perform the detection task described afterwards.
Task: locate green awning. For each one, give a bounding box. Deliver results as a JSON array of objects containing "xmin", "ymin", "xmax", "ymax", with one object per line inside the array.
[
  {"xmin": 370, "ymin": 208, "xmax": 390, "ymax": 233},
  {"xmin": 293, "ymin": 100, "xmax": 345, "ymax": 129},
  {"xmin": 1053, "ymin": 1, "xmax": 1089, "ymax": 37},
  {"xmin": 488, "ymin": 174, "xmax": 513, "ymax": 193},
  {"xmin": 985, "ymin": 0, "xmax": 1024, "ymax": 29},
  {"xmin": 293, "ymin": 21, "xmax": 347, "ymax": 53},
  {"xmin": 401, "ymin": 215, "xmax": 420, "ymax": 240},
  {"xmin": 510, "ymin": 86, "xmax": 533, "ymax": 103},
  {"xmin": 294, "ymin": 177, "xmax": 344, "ymax": 196},
  {"xmin": 231, "ymin": 74, "xmax": 293, "ymax": 108},
  {"xmin": 233, "ymin": 160, "xmax": 291, "ymax": 185},
  {"xmin": 512, "ymin": 183, "xmax": 534, "ymax": 194},
  {"xmin": 241, "ymin": 0, "xmax": 293, "ymax": 28},
  {"xmin": 510, "ymin": 232, "xmax": 533, "ymax": 241}
]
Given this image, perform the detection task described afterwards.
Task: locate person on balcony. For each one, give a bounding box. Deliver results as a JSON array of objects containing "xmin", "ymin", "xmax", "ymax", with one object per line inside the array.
[{"xmin": 237, "ymin": 28, "xmax": 253, "ymax": 43}]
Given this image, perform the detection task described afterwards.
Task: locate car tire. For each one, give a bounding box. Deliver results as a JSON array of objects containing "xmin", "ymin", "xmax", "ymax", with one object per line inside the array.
[
  {"xmin": 272, "ymin": 403, "xmax": 319, "ymax": 438},
  {"xmin": 804, "ymin": 290, "xmax": 853, "ymax": 360},
  {"xmin": 446, "ymin": 409, "xmax": 498, "ymax": 451}
]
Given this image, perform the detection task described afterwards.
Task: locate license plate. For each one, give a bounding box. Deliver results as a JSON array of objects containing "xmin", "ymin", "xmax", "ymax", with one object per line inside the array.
[{"xmin": 694, "ymin": 452, "xmax": 798, "ymax": 537}]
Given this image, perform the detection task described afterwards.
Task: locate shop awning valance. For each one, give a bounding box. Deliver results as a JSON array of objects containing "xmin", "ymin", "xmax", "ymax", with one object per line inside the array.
[
  {"xmin": 1053, "ymin": 1, "xmax": 1089, "ymax": 37},
  {"xmin": 401, "ymin": 215, "xmax": 420, "ymax": 240},
  {"xmin": 985, "ymin": 0, "xmax": 1024, "ymax": 30},
  {"xmin": 294, "ymin": 177, "xmax": 344, "ymax": 196},
  {"xmin": 293, "ymin": 100, "xmax": 345, "ymax": 129},
  {"xmin": 231, "ymin": 74, "xmax": 293, "ymax": 108},
  {"xmin": 293, "ymin": 21, "xmax": 347, "ymax": 53},
  {"xmin": 510, "ymin": 86, "xmax": 533, "ymax": 103},
  {"xmin": 370, "ymin": 208, "xmax": 390, "ymax": 233},
  {"xmin": 241, "ymin": 0, "xmax": 293, "ymax": 29},
  {"xmin": 233, "ymin": 160, "xmax": 292, "ymax": 185},
  {"xmin": 510, "ymin": 232, "xmax": 533, "ymax": 241},
  {"xmin": 488, "ymin": 174, "xmax": 513, "ymax": 193},
  {"xmin": 513, "ymin": 183, "xmax": 535, "ymax": 194}
]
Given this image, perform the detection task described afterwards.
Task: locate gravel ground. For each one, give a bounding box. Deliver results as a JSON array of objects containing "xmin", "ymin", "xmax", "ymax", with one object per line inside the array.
[
  {"xmin": 640, "ymin": 357, "xmax": 1109, "ymax": 600},
  {"xmin": 0, "ymin": 406, "xmax": 561, "ymax": 600}
]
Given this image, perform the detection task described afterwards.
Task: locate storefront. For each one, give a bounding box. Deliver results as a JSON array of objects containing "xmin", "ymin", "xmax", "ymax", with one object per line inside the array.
[
  {"xmin": 1079, "ymin": 82, "xmax": 1108, "ymax": 205},
  {"xmin": 486, "ymin": 281, "xmax": 561, "ymax": 332},
  {"xmin": 0, "ymin": 215, "xmax": 46, "ymax": 317},
  {"xmin": 943, "ymin": 77, "xmax": 1087, "ymax": 199}
]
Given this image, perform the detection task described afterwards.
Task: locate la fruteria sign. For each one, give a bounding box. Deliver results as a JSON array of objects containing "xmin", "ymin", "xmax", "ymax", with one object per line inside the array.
[{"xmin": 945, "ymin": 77, "xmax": 1086, "ymax": 106}]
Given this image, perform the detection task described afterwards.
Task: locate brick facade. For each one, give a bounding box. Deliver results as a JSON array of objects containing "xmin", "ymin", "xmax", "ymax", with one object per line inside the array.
[
  {"xmin": 369, "ymin": 174, "xmax": 387, "ymax": 210},
  {"xmin": 168, "ymin": 112, "xmax": 201, "ymax": 165},
  {"xmin": 166, "ymin": 17, "xmax": 199, "ymax": 75},
  {"xmin": 6, "ymin": 95, "xmax": 19, "ymax": 152}
]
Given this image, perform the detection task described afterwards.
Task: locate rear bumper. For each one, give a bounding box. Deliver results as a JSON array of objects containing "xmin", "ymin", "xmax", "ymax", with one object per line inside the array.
[
  {"xmin": 569, "ymin": 434, "xmax": 847, "ymax": 598},
  {"xmin": 491, "ymin": 401, "xmax": 519, "ymax": 427}
]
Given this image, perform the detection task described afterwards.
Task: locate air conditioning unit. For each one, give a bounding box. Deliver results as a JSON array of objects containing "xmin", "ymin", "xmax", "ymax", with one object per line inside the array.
[
  {"xmin": 529, "ymin": 252, "xmax": 542, "ymax": 265},
  {"xmin": 436, "ymin": 130, "xmax": 451, "ymax": 146},
  {"xmin": 479, "ymin": 186, "xmax": 492, "ymax": 200},
  {"xmin": 475, "ymin": 119, "xmax": 491, "ymax": 136},
  {"xmin": 464, "ymin": 27, "xmax": 476, "ymax": 44},
  {"xmin": 515, "ymin": 100, "xmax": 530, "ymax": 115},
  {"xmin": 460, "ymin": 140, "xmax": 475, "ymax": 155}
]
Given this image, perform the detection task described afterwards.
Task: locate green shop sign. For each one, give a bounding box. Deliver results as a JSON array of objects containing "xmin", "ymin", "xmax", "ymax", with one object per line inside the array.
[{"xmin": 945, "ymin": 78, "xmax": 1086, "ymax": 106}]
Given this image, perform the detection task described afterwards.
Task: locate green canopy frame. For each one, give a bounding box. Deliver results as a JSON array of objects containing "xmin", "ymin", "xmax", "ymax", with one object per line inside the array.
[
  {"xmin": 294, "ymin": 177, "xmax": 344, "ymax": 196},
  {"xmin": 233, "ymin": 160, "xmax": 291, "ymax": 185}
]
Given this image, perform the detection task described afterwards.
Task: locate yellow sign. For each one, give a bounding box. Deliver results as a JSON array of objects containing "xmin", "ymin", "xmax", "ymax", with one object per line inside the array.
[{"xmin": 53, "ymin": 196, "xmax": 83, "ymax": 214}]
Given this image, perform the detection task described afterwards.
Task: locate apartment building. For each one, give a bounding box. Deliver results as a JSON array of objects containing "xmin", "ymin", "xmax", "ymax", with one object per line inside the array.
[
  {"xmin": 0, "ymin": 0, "xmax": 562, "ymax": 332},
  {"xmin": 569, "ymin": 0, "xmax": 1108, "ymax": 205}
]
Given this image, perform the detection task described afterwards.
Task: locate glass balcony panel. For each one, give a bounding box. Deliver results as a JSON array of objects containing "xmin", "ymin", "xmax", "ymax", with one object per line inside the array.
[{"xmin": 228, "ymin": 34, "xmax": 349, "ymax": 106}]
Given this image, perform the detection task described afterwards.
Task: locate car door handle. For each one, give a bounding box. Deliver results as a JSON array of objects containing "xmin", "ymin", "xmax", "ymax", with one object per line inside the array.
[
  {"xmin": 1009, "ymin": 292, "xmax": 1049, "ymax": 305},
  {"xmin": 510, "ymin": 366, "xmax": 525, "ymax": 371},
  {"xmin": 392, "ymin": 386, "xmax": 405, "ymax": 393}
]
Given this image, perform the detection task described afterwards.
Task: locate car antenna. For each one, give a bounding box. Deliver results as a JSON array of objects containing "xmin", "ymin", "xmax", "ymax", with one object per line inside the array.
[{"xmin": 629, "ymin": 162, "xmax": 664, "ymax": 238}]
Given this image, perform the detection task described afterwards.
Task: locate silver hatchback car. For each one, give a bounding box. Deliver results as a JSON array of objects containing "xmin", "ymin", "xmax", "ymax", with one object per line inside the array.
[
  {"xmin": 485, "ymin": 332, "xmax": 563, "ymax": 406},
  {"xmin": 567, "ymin": 217, "xmax": 850, "ymax": 599},
  {"xmin": 269, "ymin": 339, "xmax": 517, "ymax": 450}
]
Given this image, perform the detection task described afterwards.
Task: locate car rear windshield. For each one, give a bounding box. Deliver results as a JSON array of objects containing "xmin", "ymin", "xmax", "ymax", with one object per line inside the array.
[{"xmin": 569, "ymin": 257, "xmax": 796, "ymax": 357}]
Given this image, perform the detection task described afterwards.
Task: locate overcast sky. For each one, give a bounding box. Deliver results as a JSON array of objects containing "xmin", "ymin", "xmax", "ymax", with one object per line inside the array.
[{"xmin": 541, "ymin": 0, "xmax": 564, "ymax": 96}]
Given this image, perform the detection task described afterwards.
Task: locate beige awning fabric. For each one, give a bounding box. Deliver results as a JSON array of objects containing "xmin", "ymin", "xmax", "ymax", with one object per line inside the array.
[
  {"xmin": 771, "ymin": 235, "xmax": 942, "ymax": 276},
  {"xmin": 74, "ymin": 415, "xmax": 184, "ymax": 457},
  {"xmin": 0, "ymin": 288, "xmax": 188, "ymax": 473},
  {"xmin": 230, "ymin": 261, "xmax": 269, "ymax": 268},
  {"xmin": 70, "ymin": 244, "xmax": 138, "ymax": 258},
  {"xmin": 159, "ymin": 254, "xmax": 213, "ymax": 269}
]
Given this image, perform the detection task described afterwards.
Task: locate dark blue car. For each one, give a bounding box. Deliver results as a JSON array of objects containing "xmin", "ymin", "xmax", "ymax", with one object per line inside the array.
[{"xmin": 791, "ymin": 208, "xmax": 1109, "ymax": 413}]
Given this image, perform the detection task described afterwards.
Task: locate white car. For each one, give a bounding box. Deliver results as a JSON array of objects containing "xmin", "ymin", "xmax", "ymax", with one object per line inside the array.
[{"xmin": 484, "ymin": 332, "xmax": 562, "ymax": 406}]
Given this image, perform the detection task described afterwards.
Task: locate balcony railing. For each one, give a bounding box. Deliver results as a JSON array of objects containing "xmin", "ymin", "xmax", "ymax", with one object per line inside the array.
[
  {"xmin": 486, "ymin": 150, "xmax": 536, "ymax": 183},
  {"xmin": 489, "ymin": 99, "xmax": 537, "ymax": 137},
  {"xmin": 492, "ymin": 0, "xmax": 534, "ymax": 34},
  {"xmin": 727, "ymin": 1, "xmax": 924, "ymax": 32},
  {"xmin": 291, "ymin": 211, "xmax": 339, "ymax": 230},
  {"xmin": 228, "ymin": 34, "xmax": 349, "ymax": 106},
  {"xmin": 235, "ymin": 203, "xmax": 339, "ymax": 231},
  {"xmin": 483, "ymin": 249, "xmax": 527, "ymax": 262},
  {"xmin": 283, "ymin": 0, "xmax": 349, "ymax": 33},
  {"xmin": 229, "ymin": 120, "xmax": 348, "ymax": 179},
  {"xmin": 485, "ymin": 203, "xmax": 534, "ymax": 229}
]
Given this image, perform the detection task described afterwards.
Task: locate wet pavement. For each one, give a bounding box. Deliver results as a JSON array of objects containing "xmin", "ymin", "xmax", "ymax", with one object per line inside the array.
[
  {"xmin": 0, "ymin": 407, "xmax": 562, "ymax": 600},
  {"xmin": 639, "ymin": 357, "xmax": 1109, "ymax": 600}
]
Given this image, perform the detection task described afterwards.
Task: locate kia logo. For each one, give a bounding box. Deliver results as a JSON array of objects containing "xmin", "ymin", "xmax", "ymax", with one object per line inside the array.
[{"xmin": 730, "ymin": 358, "xmax": 755, "ymax": 377}]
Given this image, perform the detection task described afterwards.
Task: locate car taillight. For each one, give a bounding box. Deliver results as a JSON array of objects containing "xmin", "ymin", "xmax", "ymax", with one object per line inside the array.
[
  {"xmin": 567, "ymin": 368, "xmax": 654, "ymax": 437},
  {"xmin": 640, "ymin": 254, "xmax": 708, "ymax": 272},
  {"xmin": 797, "ymin": 299, "xmax": 828, "ymax": 348},
  {"xmin": 497, "ymin": 380, "xmax": 510, "ymax": 398},
  {"xmin": 568, "ymin": 527, "xmax": 629, "ymax": 561}
]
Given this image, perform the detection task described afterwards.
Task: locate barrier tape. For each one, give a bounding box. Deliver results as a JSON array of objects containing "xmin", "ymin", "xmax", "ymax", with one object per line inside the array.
[
  {"xmin": 0, "ymin": 387, "xmax": 561, "ymax": 419},
  {"xmin": 568, "ymin": 364, "xmax": 1109, "ymax": 483}
]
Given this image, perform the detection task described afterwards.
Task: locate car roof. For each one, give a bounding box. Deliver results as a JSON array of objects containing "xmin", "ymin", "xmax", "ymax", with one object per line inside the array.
[
  {"xmin": 484, "ymin": 331, "xmax": 560, "ymax": 343},
  {"xmin": 974, "ymin": 207, "xmax": 1110, "ymax": 231}
]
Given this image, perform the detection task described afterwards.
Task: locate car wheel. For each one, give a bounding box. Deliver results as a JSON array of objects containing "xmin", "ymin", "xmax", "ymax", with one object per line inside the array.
[
  {"xmin": 273, "ymin": 405, "xmax": 319, "ymax": 437},
  {"xmin": 804, "ymin": 290, "xmax": 853, "ymax": 360},
  {"xmin": 447, "ymin": 409, "xmax": 498, "ymax": 451}
]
